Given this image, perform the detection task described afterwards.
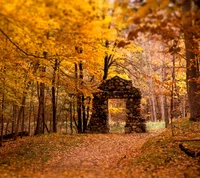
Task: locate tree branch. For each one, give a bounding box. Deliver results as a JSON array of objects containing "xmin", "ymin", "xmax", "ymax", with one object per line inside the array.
[
  {"xmin": 0, "ymin": 28, "xmax": 75, "ymax": 59},
  {"xmin": 0, "ymin": 28, "xmax": 40, "ymax": 58}
]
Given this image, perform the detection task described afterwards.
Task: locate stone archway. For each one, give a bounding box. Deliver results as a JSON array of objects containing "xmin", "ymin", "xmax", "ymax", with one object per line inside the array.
[{"xmin": 87, "ymin": 76, "xmax": 146, "ymax": 133}]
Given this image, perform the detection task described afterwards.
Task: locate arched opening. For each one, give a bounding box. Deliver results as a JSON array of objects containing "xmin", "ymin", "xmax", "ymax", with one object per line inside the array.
[{"xmin": 108, "ymin": 99, "xmax": 126, "ymax": 133}]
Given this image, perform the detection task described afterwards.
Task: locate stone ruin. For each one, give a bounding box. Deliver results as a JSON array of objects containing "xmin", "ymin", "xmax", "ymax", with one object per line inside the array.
[{"xmin": 87, "ymin": 76, "xmax": 146, "ymax": 133}]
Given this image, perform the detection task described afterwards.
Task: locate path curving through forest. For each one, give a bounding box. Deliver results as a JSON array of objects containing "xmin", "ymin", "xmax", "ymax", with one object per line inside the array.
[{"xmin": 44, "ymin": 130, "xmax": 164, "ymax": 178}]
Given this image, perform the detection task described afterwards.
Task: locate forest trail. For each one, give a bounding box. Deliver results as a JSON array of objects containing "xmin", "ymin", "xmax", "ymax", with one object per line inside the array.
[{"xmin": 44, "ymin": 131, "xmax": 164, "ymax": 178}]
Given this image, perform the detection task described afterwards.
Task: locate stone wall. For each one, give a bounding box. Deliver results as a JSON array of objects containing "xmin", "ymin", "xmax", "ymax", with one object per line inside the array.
[{"xmin": 87, "ymin": 76, "xmax": 146, "ymax": 133}]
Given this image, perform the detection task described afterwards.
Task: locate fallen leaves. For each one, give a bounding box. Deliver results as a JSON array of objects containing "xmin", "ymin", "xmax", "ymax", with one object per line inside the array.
[
  {"xmin": 0, "ymin": 132, "xmax": 160, "ymax": 177},
  {"xmin": 0, "ymin": 120, "xmax": 199, "ymax": 178}
]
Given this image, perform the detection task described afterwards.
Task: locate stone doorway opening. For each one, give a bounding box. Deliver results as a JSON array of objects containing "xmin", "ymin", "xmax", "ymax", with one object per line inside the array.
[
  {"xmin": 88, "ymin": 76, "xmax": 146, "ymax": 133},
  {"xmin": 108, "ymin": 99, "xmax": 126, "ymax": 133}
]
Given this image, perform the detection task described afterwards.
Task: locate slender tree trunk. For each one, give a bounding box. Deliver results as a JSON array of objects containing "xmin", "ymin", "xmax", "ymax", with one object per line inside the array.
[
  {"xmin": 28, "ymin": 85, "xmax": 34, "ymax": 135},
  {"xmin": 151, "ymin": 93, "xmax": 157, "ymax": 122},
  {"xmin": 77, "ymin": 94, "xmax": 82, "ymax": 133},
  {"xmin": 5, "ymin": 121, "xmax": 9, "ymax": 135},
  {"xmin": 21, "ymin": 104, "xmax": 25, "ymax": 138},
  {"xmin": 160, "ymin": 95, "xmax": 165, "ymax": 121},
  {"xmin": 70, "ymin": 102, "xmax": 73, "ymax": 134},
  {"xmin": 36, "ymin": 83, "xmax": 45, "ymax": 134},
  {"xmin": 12, "ymin": 104, "xmax": 17, "ymax": 135},
  {"xmin": 85, "ymin": 97, "xmax": 91, "ymax": 131},
  {"xmin": 73, "ymin": 99, "xmax": 78, "ymax": 132},
  {"xmin": 28, "ymin": 102, "xmax": 32, "ymax": 135},
  {"xmin": 170, "ymin": 55, "xmax": 176, "ymax": 136},
  {"xmin": 182, "ymin": 95, "xmax": 186, "ymax": 118},
  {"xmin": 65, "ymin": 111, "xmax": 68, "ymax": 134},
  {"xmin": 14, "ymin": 96, "xmax": 26, "ymax": 139},
  {"xmin": 182, "ymin": 0, "xmax": 200, "ymax": 121},
  {"xmin": 149, "ymin": 59, "xmax": 157, "ymax": 121},
  {"xmin": 82, "ymin": 96, "xmax": 87, "ymax": 133},
  {"xmin": 102, "ymin": 40, "xmax": 116, "ymax": 81},
  {"xmin": 79, "ymin": 62, "xmax": 87, "ymax": 133},
  {"xmin": 35, "ymin": 52, "xmax": 47, "ymax": 135},
  {"xmin": 144, "ymin": 41, "xmax": 157, "ymax": 122},
  {"xmin": 0, "ymin": 94, "xmax": 4, "ymax": 147},
  {"xmin": 33, "ymin": 105, "xmax": 36, "ymax": 133},
  {"xmin": 35, "ymin": 73, "xmax": 45, "ymax": 135},
  {"xmin": 103, "ymin": 55, "xmax": 109, "ymax": 80},
  {"xmin": 75, "ymin": 63, "xmax": 82, "ymax": 133},
  {"xmin": 160, "ymin": 61, "xmax": 166, "ymax": 122},
  {"xmin": 164, "ymin": 95, "xmax": 169, "ymax": 128},
  {"xmin": 52, "ymin": 58, "xmax": 58, "ymax": 133}
]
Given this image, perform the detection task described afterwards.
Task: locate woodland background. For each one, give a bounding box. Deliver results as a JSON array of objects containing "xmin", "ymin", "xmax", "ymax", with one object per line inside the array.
[{"xmin": 0, "ymin": 0, "xmax": 200, "ymax": 145}]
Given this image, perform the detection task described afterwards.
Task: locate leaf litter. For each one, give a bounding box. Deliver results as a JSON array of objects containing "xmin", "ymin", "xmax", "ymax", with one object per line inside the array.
[{"xmin": 0, "ymin": 119, "xmax": 199, "ymax": 178}]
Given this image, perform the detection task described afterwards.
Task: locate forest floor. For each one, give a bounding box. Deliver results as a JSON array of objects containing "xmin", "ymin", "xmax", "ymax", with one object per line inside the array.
[{"xmin": 0, "ymin": 118, "xmax": 200, "ymax": 178}]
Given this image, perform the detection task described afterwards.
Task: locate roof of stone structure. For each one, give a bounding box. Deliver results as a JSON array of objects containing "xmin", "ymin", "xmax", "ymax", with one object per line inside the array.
[{"xmin": 98, "ymin": 76, "xmax": 138, "ymax": 92}]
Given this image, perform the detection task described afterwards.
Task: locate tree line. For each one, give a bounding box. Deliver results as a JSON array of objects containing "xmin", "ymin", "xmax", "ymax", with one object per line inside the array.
[{"xmin": 0, "ymin": 0, "xmax": 200, "ymax": 146}]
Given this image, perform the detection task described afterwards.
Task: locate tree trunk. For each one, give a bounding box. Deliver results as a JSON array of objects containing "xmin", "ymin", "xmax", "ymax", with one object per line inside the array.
[
  {"xmin": 28, "ymin": 101, "xmax": 32, "ymax": 135},
  {"xmin": 5, "ymin": 121, "xmax": 9, "ymax": 136},
  {"xmin": 164, "ymin": 95, "xmax": 169, "ymax": 128},
  {"xmin": 0, "ymin": 94, "xmax": 4, "ymax": 147},
  {"xmin": 33, "ymin": 105, "xmax": 36, "ymax": 133},
  {"xmin": 182, "ymin": 0, "xmax": 200, "ymax": 121},
  {"xmin": 28, "ymin": 85, "xmax": 34, "ymax": 135},
  {"xmin": 52, "ymin": 58, "xmax": 58, "ymax": 133},
  {"xmin": 182, "ymin": 95, "xmax": 186, "ymax": 118},
  {"xmin": 103, "ymin": 55, "xmax": 109, "ymax": 80},
  {"xmin": 103, "ymin": 54, "xmax": 114, "ymax": 81},
  {"xmin": 14, "ymin": 96, "xmax": 26, "ymax": 139},
  {"xmin": 74, "ymin": 63, "xmax": 82, "ymax": 133},
  {"xmin": 170, "ymin": 55, "xmax": 176, "ymax": 136},
  {"xmin": 149, "ymin": 55, "xmax": 157, "ymax": 121},
  {"xmin": 70, "ymin": 102, "xmax": 73, "ymax": 134},
  {"xmin": 35, "ymin": 81, "xmax": 45, "ymax": 135},
  {"xmin": 82, "ymin": 96, "xmax": 87, "ymax": 133},
  {"xmin": 35, "ymin": 52, "xmax": 47, "ymax": 135},
  {"xmin": 79, "ymin": 62, "xmax": 87, "ymax": 133},
  {"xmin": 12, "ymin": 104, "xmax": 17, "ymax": 135},
  {"xmin": 52, "ymin": 85, "xmax": 56, "ymax": 132},
  {"xmin": 160, "ymin": 60, "xmax": 166, "ymax": 122},
  {"xmin": 103, "ymin": 40, "xmax": 116, "ymax": 81},
  {"xmin": 150, "ymin": 92, "xmax": 157, "ymax": 122},
  {"xmin": 21, "ymin": 104, "xmax": 25, "ymax": 138},
  {"xmin": 85, "ymin": 97, "xmax": 91, "ymax": 132}
]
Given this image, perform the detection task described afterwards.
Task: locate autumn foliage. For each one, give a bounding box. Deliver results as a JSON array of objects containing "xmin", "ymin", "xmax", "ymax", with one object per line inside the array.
[
  {"xmin": 0, "ymin": 1, "xmax": 200, "ymax": 177},
  {"xmin": 0, "ymin": 0, "xmax": 199, "ymax": 136}
]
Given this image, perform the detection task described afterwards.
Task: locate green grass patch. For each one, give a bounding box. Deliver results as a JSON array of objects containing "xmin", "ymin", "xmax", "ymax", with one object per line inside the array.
[
  {"xmin": 109, "ymin": 121, "xmax": 126, "ymax": 133},
  {"xmin": 146, "ymin": 121, "xmax": 165, "ymax": 131}
]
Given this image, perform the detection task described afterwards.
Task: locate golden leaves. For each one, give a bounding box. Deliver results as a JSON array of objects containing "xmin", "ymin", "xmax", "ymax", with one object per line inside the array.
[{"xmin": 0, "ymin": 0, "xmax": 120, "ymax": 101}]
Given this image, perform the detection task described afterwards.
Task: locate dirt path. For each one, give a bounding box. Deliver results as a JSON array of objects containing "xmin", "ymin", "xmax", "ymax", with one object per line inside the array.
[{"xmin": 44, "ymin": 131, "xmax": 164, "ymax": 178}]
